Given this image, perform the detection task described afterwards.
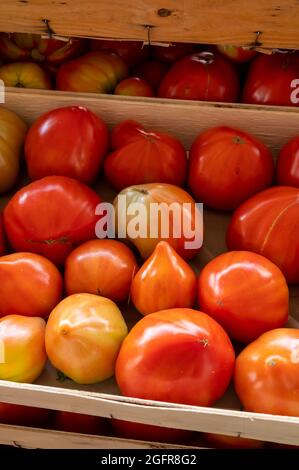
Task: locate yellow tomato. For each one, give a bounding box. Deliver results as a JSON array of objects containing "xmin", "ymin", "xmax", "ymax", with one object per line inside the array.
[
  {"xmin": 0, "ymin": 107, "xmax": 27, "ymax": 194},
  {"xmin": 0, "ymin": 315, "xmax": 47, "ymax": 383},
  {"xmin": 45, "ymin": 293, "xmax": 128, "ymax": 384}
]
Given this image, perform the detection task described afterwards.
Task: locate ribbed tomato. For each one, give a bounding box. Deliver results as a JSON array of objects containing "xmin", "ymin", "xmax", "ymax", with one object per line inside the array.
[
  {"xmin": 3, "ymin": 176, "xmax": 102, "ymax": 266},
  {"xmin": 227, "ymin": 186, "xmax": 299, "ymax": 284},
  {"xmin": 276, "ymin": 136, "xmax": 299, "ymax": 187},
  {"xmin": 116, "ymin": 308, "xmax": 235, "ymax": 406},
  {"xmin": 158, "ymin": 51, "xmax": 239, "ymax": 102},
  {"xmin": 188, "ymin": 126, "xmax": 274, "ymax": 210},
  {"xmin": 242, "ymin": 52, "xmax": 299, "ymax": 106},
  {"xmin": 65, "ymin": 239, "xmax": 137, "ymax": 303},
  {"xmin": 198, "ymin": 251, "xmax": 289, "ymax": 343},
  {"xmin": 114, "ymin": 77, "xmax": 154, "ymax": 97},
  {"xmin": 104, "ymin": 120, "xmax": 187, "ymax": 190},
  {"xmin": 0, "ymin": 62, "xmax": 52, "ymax": 89},
  {"xmin": 235, "ymin": 329, "xmax": 299, "ymax": 416},
  {"xmin": 25, "ymin": 106, "xmax": 109, "ymax": 184}
]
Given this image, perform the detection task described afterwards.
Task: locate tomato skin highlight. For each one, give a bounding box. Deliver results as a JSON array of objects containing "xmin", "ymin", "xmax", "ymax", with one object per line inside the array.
[
  {"xmin": 188, "ymin": 126, "xmax": 274, "ymax": 211},
  {"xmin": 0, "ymin": 252, "xmax": 63, "ymax": 318},
  {"xmin": 234, "ymin": 328, "xmax": 299, "ymax": 417},
  {"xmin": 276, "ymin": 136, "xmax": 299, "ymax": 188},
  {"xmin": 65, "ymin": 239, "xmax": 138, "ymax": 303},
  {"xmin": 198, "ymin": 251, "xmax": 289, "ymax": 343},
  {"xmin": 227, "ymin": 186, "xmax": 299, "ymax": 284},
  {"xmin": 116, "ymin": 308, "xmax": 235, "ymax": 407},
  {"xmin": 3, "ymin": 175, "xmax": 102, "ymax": 266},
  {"xmin": 25, "ymin": 106, "xmax": 109, "ymax": 185}
]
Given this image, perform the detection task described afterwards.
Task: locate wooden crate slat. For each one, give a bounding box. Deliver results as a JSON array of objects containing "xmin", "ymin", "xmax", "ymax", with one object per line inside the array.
[{"xmin": 0, "ymin": 1, "xmax": 299, "ymax": 48}]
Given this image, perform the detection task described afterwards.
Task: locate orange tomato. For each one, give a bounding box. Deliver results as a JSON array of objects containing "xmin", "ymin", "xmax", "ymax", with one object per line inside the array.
[
  {"xmin": 0, "ymin": 62, "xmax": 52, "ymax": 89},
  {"xmin": 113, "ymin": 183, "xmax": 203, "ymax": 260},
  {"xmin": 198, "ymin": 251, "xmax": 289, "ymax": 343},
  {"xmin": 65, "ymin": 239, "xmax": 138, "ymax": 303},
  {"xmin": 203, "ymin": 432, "xmax": 264, "ymax": 449},
  {"xmin": 235, "ymin": 328, "xmax": 299, "ymax": 416},
  {"xmin": 0, "ymin": 315, "xmax": 47, "ymax": 383},
  {"xmin": 114, "ymin": 77, "xmax": 154, "ymax": 97},
  {"xmin": 116, "ymin": 308, "xmax": 235, "ymax": 406},
  {"xmin": 0, "ymin": 252, "xmax": 63, "ymax": 318},
  {"xmin": 45, "ymin": 294, "xmax": 128, "ymax": 384},
  {"xmin": 131, "ymin": 241, "xmax": 196, "ymax": 315},
  {"xmin": 0, "ymin": 107, "xmax": 27, "ymax": 194}
]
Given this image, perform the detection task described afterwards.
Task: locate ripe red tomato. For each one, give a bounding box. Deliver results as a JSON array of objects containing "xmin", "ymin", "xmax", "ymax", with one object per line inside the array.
[
  {"xmin": 104, "ymin": 120, "xmax": 187, "ymax": 190},
  {"xmin": 276, "ymin": 136, "xmax": 299, "ymax": 187},
  {"xmin": 132, "ymin": 60, "xmax": 168, "ymax": 91},
  {"xmin": 0, "ymin": 402, "xmax": 52, "ymax": 427},
  {"xmin": 152, "ymin": 42, "xmax": 197, "ymax": 64},
  {"xmin": 114, "ymin": 77, "xmax": 154, "ymax": 97},
  {"xmin": 158, "ymin": 51, "xmax": 239, "ymax": 102},
  {"xmin": 111, "ymin": 419, "xmax": 193, "ymax": 444},
  {"xmin": 65, "ymin": 239, "xmax": 138, "ymax": 303},
  {"xmin": 203, "ymin": 432, "xmax": 264, "ymax": 449},
  {"xmin": 90, "ymin": 40, "xmax": 149, "ymax": 67},
  {"xmin": 188, "ymin": 126, "xmax": 274, "ymax": 210},
  {"xmin": 198, "ymin": 251, "xmax": 289, "ymax": 343},
  {"xmin": 111, "ymin": 119, "xmax": 145, "ymax": 150},
  {"xmin": 25, "ymin": 106, "xmax": 109, "ymax": 184},
  {"xmin": 242, "ymin": 52, "xmax": 299, "ymax": 106},
  {"xmin": 217, "ymin": 45, "xmax": 258, "ymax": 63},
  {"xmin": 116, "ymin": 308, "xmax": 235, "ymax": 406},
  {"xmin": 3, "ymin": 176, "xmax": 102, "ymax": 266},
  {"xmin": 0, "ymin": 214, "xmax": 5, "ymax": 255},
  {"xmin": 234, "ymin": 328, "xmax": 299, "ymax": 416},
  {"xmin": 0, "ymin": 252, "xmax": 63, "ymax": 318},
  {"xmin": 227, "ymin": 186, "xmax": 299, "ymax": 284},
  {"xmin": 131, "ymin": 241, "xmax": 196, "ymax": 315},
  {"xmin": 52, "ymin": 411, "xmax": 108, "ymax": 435}
]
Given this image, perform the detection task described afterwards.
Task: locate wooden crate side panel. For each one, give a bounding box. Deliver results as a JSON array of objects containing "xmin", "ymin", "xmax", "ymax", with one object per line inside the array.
[{"xmin": 0, "ymin": 1, "xmax": 299, "ymax": 48}]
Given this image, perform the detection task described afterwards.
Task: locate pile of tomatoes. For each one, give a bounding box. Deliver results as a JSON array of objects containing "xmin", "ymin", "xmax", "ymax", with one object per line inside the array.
[
  {"xmin": 1, "ymin": 33, "xmax": 299, "ymax": 107},
  {"xmin": 0, "ymin": 102, "xmax": 299, "ymax": 446}
]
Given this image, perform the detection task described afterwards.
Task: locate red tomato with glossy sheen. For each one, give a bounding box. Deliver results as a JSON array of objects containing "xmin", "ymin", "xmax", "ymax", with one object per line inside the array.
[
  {"xmin": 25, "ymin": 106, "xmax": 109, "ymax": 184},
  {"xmin": 227, "ymin": 186, "xmax": 299, "ymax": 284},
  {"xmin": 198, "ymin": 251, "xmax": 289, "ymax": 343},
  {"xmin": 217, "ymin": 45, "xmax": 258, "ymax": 63},
  {"xmin": 188, "ymin": 126, "xmax": 274, "ymax": 210},
  {"xmin": 52, "ymin": 411, "xmax": 108, "ymax": 435},
  {"xmin": 3, "ymin": 176, "xmax": 102, "ymax": 266},
  {"xmin": 104, "ymin": 120, "xmax": 187, "ymax": 190},
  {"xmin": 116, "ymin": 308, "xmax": 235, "ymax": 406},
  {"xmin": 0, "ymin": 402, "xmax": 52, "ymax": 427},
  {"xmin": 0, "ymin": 252, "xmax": 63, "ymax": 318},
  {"xmin": 203, "ymin": 432, "xmax": 264, "ymax": 449},
  {"xmin": 65, "ymin": 239, "xmax": 138, "ymax": 303},
  {"xmin": 90, "ymin": 40, "xmax": 149, "ymax": 67},
  {"xmin": 242, "ymin": 52, "xmax": 299, "ymax": 106},
  {"xmin": 276, "ymin": 136, "xmax": 299, "ymax": 187},
  {"xmin": 132, "ymin": 60, "xmax": 168, "ymax": 91},
  {"xmin": 111, "ymin": 119, "xmax": 145, "ymax": 150},
  {"xmin": 111, "ymin": 419, "xmax": 193, "ymax": 444},
  {"xmin": 234, "ymin": 328, "xmax": 299, "ymax": 416},
  {"xmin": 158, "ymin": 52, "xmax": 239, "ymax": 102},
  {"xmin": 114, "ymin": 77, "xmax": 154, "ymax": 97},
  {"xmin": 0, "ymin": 214, "xmax": 5, "ymax": 255},
  {"xmin": 152, "ymin": 42, "xmax": 197, "ymax": 64}
]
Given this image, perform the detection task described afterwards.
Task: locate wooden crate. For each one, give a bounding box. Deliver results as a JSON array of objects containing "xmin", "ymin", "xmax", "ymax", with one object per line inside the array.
[
  {"xmin": 0, "ymin": 1, "xmax": 299, "ymax": 48},
  {"xmin": 0, "ymin": 88, "xmax": 299, "ymax": 448}
]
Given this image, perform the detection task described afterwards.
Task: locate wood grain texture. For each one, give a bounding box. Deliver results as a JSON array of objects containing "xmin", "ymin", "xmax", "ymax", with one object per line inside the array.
[{"xmin": 0, "ymin": 1, "xmax": 299, "ymax": 48}]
